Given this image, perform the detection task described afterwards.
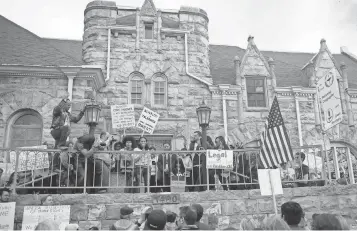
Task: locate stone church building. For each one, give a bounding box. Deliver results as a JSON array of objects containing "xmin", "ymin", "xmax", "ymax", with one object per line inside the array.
[{"xmin": 1, "ymin": 0, "xmax": 357, "ymax": 158}]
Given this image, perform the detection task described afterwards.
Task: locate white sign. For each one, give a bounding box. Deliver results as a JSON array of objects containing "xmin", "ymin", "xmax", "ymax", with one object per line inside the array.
[
  {"xmin": 137, "ymin": 107, "xmax": 160, "ymax": 134},
  {"xmin": 22, "ymin": 205, "xmax": 70, "ymax": 231},
  {"xmin": 317, "ymin": 69, "xmax": 342, "ymax": 131},
  {"xmin": 9, "ymin": 146, "xmax": 49, "ymax": 172},
  {"xmin": 0, "ymin": 202, "xmax": 16, "ymax": 231},
  {"xmin": 111, "ymin": 105, "xmax": 135, "ymax": 129},
  {"xmin": 206, "ymin": 150, "xmax": 233, "ymax": 169},
  {"xmin": 258, "ymin": 169, "xmax": 283, "ymax": 196}
]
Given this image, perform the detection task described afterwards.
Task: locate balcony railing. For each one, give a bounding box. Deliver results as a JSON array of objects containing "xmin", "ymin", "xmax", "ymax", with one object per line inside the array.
[{"xmin": 0, "ymin": 145, "xmax": 336, "ymax": 194}]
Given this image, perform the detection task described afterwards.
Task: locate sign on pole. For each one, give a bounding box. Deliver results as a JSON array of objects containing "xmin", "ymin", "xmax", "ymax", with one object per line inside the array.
[
  {"xmin": 0, "ymin": 202, "xmax": 16, "ymax": 230},
  {"xmin": 316, "ymin": 69, "xmax": 342, "ymax": 131},
  {"xmin": 110, "ymin": 105, "xmax": 135, "ymax": 129},
  {"xmin": 22, "ymin": 205, "xmax": 71, "ymax": 231},
  {"xmin": 258, "ymin": 169, "xmax": 283, "ymax": 215},
  {"xmin": 206, "ymin": 150, "xmax": 233, "ymax": 169},
  {"xmin": 137, "ymin": 107, "xmax": 160, "ymax": 134}
]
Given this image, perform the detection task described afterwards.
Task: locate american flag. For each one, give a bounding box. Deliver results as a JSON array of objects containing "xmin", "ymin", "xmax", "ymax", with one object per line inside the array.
[{"xmin": 259, "ymin": 96, "xmax": 293, "ymax": 168}]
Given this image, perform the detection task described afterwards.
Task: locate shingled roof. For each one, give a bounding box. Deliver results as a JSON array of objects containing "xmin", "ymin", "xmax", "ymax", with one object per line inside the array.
[{"xmin": 0, "ymin": 15, "xmax": 82, "ymax": 66}]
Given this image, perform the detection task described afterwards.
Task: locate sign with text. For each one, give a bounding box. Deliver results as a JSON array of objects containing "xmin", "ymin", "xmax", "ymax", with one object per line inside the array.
[
  {"xmin": 0, "ymin": 202, "xmax": 15, "ymax": 231},
  {"xmin": 111, "ymin": 105, "xmax": 135, "ymax": 129},
  {"xmin": 22, "ymin": 205, "xmax": 70, "ymax": 231},
  {"xmin": 258, "ymin": 169, "xmax": 283, "ymax": 196},
  {"xmin": 317, "ymin": 69, "xmax": 342, "ymax": 131},
  {"xmin": 137, "ymin": 107, "xmax": 160, "ymax": 134},
  {"xmin": 206, "ymin": 150, "xmax": 233, "ymax": 169},
  {"xmin": 152, "ymin": 193, "xmax": 180, "ymax": 204},
  {"xmin": 9, "ymin": 146, "xmax": 49, "ymax": 172}
]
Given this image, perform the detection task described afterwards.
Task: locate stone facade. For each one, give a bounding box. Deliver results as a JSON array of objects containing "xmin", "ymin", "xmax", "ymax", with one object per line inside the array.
[{"xmin": 11, "ymin": 185, "xmax": 357, "ymax": 230}]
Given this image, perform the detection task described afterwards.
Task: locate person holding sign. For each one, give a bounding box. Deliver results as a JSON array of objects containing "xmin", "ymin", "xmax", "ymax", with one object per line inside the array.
[{"xmin": 120, "ymin": 136, "xmax": 141, "ymax": 193}]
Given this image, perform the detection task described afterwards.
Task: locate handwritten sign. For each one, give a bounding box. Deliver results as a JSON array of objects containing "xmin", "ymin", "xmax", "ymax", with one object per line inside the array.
[
  {"xmin": 258, "ymin": 169, "xmax": 283, "ymax": 196},
  {"xmin": 152, "ymin": 193, "xmax": 180, "ymax": 204},
  {"xmin": 317, "ymin": 69, "xmax": 342, "ymax": 131},
  {"xmin": 206, "ymin": 150, "xmax": 233, "ymax": 169},
  {"xmin": 0, "ymin": 202, "xmax": 15, "ymax": 231},
  {"xmin": 137, "ymin": 107, "xmax": 160, "ymax": 134},
  {"xmin": 10, "ymin": 147, "xmax": 49, "ymax": 172},
  {"xmin": 22, "ymin": 205, "xmax": 70, "ymax": 231},
  {"xmin": 111, "ymin": 105, "xmax": 135, "ymax": 129}
]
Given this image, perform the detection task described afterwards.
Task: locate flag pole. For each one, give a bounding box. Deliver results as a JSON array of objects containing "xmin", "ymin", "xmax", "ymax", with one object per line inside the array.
[{"xmin": 268, "ymin": 169, "xmax": 278, "ymax": 215}]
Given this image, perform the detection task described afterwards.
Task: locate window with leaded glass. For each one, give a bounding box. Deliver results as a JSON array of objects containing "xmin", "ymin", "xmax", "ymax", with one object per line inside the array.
[
  {"xmin": 131, "ymin": 76, "xmax": 143, "ymax": 104},
  {"xmin": 246, "ymin": 78, "xmax": 266, "ymax": 107},
  {"xmin": 152, "ymin": 75, "xmax": 166, "ymax": 106}
]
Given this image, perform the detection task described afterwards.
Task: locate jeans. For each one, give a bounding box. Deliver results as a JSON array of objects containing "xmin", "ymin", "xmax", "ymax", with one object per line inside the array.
[{"xmin": 50, "ymin": 125, "xmax": 70, "ymax": 148}]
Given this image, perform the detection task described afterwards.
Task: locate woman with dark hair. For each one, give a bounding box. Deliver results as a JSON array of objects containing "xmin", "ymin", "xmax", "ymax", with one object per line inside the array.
[
  {"xmin": 120, "ymin": 135, "xmax": 140, "ymax": 193},
  {"xmin": 136, "ymin": 136, "xmax": 151, "ymax": 192},
  {"xmin": 213, "ymin": 136, "xmax": 231, "ymax": 190}
]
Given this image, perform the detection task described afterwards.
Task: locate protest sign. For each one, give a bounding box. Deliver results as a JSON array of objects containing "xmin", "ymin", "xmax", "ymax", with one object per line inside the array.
[
  {"xmin": 0, "ymin": 202, "xmax": 16, "ymax": 230},
  {"xmin": 258, "ymin": 169, "xmax": 283, "ymax": 214},
  {"xmin": 206, "ymin": 150, "xmax": 233, "ymax": 169},
  {"xmin": 111, "ymin": 105, "xmax": 135, "ymax": 129},
  {"xmin": 137, "ymin": 107, "xmax": 160, "ymax": 134},
  {"xmin": 9, "ymin": 145, "xmax": 49, "ymax": 172},
  {"xmin": 316, "ymin": 69, "xmax": 342, "ymax": 131},
  {"xmin": 22, "ymin": 205, "xmax": 70, "ymax": 231}
]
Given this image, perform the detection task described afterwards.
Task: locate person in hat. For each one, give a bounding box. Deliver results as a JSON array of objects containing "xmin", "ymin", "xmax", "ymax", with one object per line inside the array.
[
  {"xmin": 50, "ymin": 98, "xmax": 85, "ymax": 150},
  {"xmin": 110, "ymin": 206, "xmax": 134, "ymax": 230}
]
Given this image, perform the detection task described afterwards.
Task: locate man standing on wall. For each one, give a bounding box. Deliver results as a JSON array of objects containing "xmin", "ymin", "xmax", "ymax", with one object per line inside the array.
[{"xmin": 50, "ymin": 98, "xmax": 85, "ymax": 150}]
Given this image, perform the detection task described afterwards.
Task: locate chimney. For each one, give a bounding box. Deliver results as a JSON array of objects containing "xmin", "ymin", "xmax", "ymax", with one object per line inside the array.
[
  {"xmin": 234, "ymin": 56, "xmax": 241, "ymax": 86},
  {"xmin": 320, "ymin": 38, "xmax": 327, "ymax": 52},
  {"xmin": 268, "ymin": 57, "xmax": 276, "ymax": 88},
  {"xmin": 248, "ymin": 35, "xmax": 255, "ymax": 45}
]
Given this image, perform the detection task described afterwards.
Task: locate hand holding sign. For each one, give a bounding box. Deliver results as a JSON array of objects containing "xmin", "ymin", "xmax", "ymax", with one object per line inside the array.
[{"xmin": 137, "ymin": 107, "xmax": 160, "ymax": 134}]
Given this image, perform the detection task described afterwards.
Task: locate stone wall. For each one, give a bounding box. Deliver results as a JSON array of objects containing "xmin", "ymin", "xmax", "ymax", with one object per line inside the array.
[{"xmin": 11, "ymin": 185, "xmax": 357, "ymax": 230}]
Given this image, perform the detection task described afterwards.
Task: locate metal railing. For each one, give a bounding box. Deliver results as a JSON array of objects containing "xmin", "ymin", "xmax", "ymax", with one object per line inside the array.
[{"xmin": 0, "ymin": 145, "xmax": 336, "ymax": 194}]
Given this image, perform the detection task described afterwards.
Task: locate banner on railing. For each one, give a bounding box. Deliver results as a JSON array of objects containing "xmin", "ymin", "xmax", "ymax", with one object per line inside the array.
[
  {"xmin": 137, "ymin": 107, "xmax": 160, "ymax": 134},
  {"xmin": 22, "ymin": 205, "xmax": 70, "ymax": 231},
  {"xmin": 111, "ymin": 104, "xmax": 135, "ymax": 129},
  {"xmin": 9, "ymin": 145, "xmax": 49, "ymax": 172},
  {"xmin": 0, "ymin": 202, "xmax": 15, "ymax": 230},
  {"xmin": 206, "ymin": 150, "xmax": 233, "ymax": 169}
]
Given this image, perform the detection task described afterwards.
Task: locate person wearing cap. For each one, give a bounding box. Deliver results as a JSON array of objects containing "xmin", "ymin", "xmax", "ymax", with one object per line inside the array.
[
  {"xmin": 191, "ymin": 204, "xmax": 213, "ymax": 230},
  {"xmin": 110, "ymin": 206, "xmax": 135, "ymax": 230},
  {"xmin": 127, "ymin": 207, "xmax": 166, "ymax": 231},
  {"xmin": 177, "ymin": 206, "xmax": 199, "ymax": 230}
]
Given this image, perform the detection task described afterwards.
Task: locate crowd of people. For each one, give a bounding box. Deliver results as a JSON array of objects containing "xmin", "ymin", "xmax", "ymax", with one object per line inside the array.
[
  {"xmin": 1, "ymin": 129, "xmax": 332, "ymax": 193},
  {"xmin": 7, "ymin": 194, "xmax": 349, "ymax": 231}
]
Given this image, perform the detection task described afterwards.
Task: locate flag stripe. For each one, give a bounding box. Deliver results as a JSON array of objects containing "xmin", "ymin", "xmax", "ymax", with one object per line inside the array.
[{"xmin": 259, "ymin": 96, "xmax": 293, "ymax": 168}]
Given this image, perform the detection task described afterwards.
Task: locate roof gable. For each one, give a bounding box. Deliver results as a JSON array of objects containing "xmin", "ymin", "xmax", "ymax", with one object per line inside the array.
[
  {"xmin": 140, "ymin": 0, "xmax": 157, "ymax": 16},
  {"xmin": 0, "ymin": 15, "xmax": 81, "ymax": 66},
  {"xmin": 240, "ymin": 36, "xmax": 270, "ymax": 77}
]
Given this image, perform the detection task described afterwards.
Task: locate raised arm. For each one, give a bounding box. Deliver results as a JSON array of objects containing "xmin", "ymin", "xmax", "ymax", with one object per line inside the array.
[{"xmin": 69, "ymin": 109, "xmax": 85, "ymax": 123}]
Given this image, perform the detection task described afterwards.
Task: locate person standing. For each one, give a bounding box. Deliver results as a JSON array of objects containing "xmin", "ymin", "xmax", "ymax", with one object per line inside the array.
[
  {"xmin": 50, "ymin": 98, "xmax": 85, "ymax": 150},
  {"xmin": 157, "ymin": 143, "xmax": 174, "ymax": 192},
  {"xmin": 136, "ymin": 136, "xmax": 150, "ymax": 192}
]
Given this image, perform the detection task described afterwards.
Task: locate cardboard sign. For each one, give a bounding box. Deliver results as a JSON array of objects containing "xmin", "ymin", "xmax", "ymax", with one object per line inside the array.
[
  {"xmin": 317, "ymin": 69, "xmax": 342, "ymax": 131},
  {"xmin": 206, "ymin": 150, "xmax": 233, "ymax": 169},
  {"xmin": 0, "ymin": 202, "xmax": 16, "ymax": 230},
  {"xmin": 137, "ymin": 107, "xmax": 160, "ymax": 134},
  {"xmin": 152, "ymin": 193, "xmax": 180, "ymax": 204},
  {"xmin": 258, "ymin": 169, "xmax": 283, "ymax": 196},
  {"xmin": 9, "ymin": 146, "xmax": 49, "ymax": 172},
  {"xmin": 22, "ymin": 205, "xmax": 70, "ymax": 231},
  {"xmin": 111, "ymin": 105, "xmax": 135, "ymax": 129}
]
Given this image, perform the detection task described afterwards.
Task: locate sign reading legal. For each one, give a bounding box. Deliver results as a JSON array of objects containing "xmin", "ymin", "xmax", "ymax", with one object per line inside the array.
[
  {"xmin": 316, "ymin": 69, "xmax": 342, "ymax": 131},
  {"xmin": 206, "ymin": 150, "xmax": 233, "ymax": 169},
  {"xmin": 111, "ymin": 105, "xmax": 135, "ymax": 129},
  {"xmin": 137, "ymin": 107, "xmax": 160, "ymax": 134}
]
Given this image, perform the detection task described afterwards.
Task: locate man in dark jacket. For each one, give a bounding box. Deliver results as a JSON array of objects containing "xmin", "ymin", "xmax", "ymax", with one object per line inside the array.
[{"xmin": 50, "ymin": 98, "xmax": 85, "ymax": 149}]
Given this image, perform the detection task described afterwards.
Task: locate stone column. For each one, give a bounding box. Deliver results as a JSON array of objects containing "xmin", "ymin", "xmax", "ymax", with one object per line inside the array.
[
  {"xmin": 234, "ymin": 56, "xmax": 241, "ymax": 86},
  {"xmin": 268, "ymin": 57, "xmax": 276, "ymax": 89},
  {"xmin": 307, "ymin": 61, "xmax": 316, "ymax": 87},
  {"xmin": 135, "ymin": 7, "xmax": 140, "ymax": 51},
  {"xmin": 157, "ymin": 10, "xmax": 162, "ymax": 52},
  {"xmin": 237, "ymin": 91, "xmax": 244, "ymax": 125},
  {"xmin": 341, "ymin": 62, "xmax": 354, "ymax": 127},
  {"xmin": 314, "ymin": 93, "xmax": 321, "ymax": 129}
]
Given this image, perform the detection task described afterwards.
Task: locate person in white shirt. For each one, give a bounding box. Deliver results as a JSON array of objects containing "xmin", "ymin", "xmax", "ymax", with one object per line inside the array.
[{"xmin": 136, "ymin": 136, "xmax": 151, "ymax": 192}]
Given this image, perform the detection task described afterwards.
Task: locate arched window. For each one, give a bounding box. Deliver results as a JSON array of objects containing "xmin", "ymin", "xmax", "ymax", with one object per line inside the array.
[
  {"xmin": 151, "ymin": 73, "xmax": 167, "ymax": 106},
  {"xmin": 129, "ymin": 72, "xmax": 145, "ymax": 105},
  {"xmin": 6, "ymin": 110, "xmax": 43, "ymax": 149}
]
